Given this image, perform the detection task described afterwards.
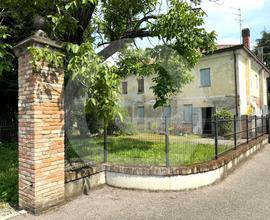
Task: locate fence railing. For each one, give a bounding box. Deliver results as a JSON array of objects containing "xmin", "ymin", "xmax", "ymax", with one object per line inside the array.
[
  {"xmin": 212, "ymin": 115, "xmax": 268, "ymax": 159},
  {"xmin": 65, "ymin": 115, "xmax": 269, "ymax": 170}
]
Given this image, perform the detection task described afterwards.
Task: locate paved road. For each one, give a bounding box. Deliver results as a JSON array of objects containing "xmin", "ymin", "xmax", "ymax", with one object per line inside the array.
[{"xmin": 13, "ymin": 145, "xmax": 270, "ymax": 220}]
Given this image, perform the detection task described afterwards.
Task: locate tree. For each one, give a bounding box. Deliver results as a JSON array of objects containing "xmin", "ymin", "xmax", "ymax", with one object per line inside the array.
[
  {"xmin": 254, "ymin": 31, "xmax": 270, "ymax": 109},
  {"xmin": 254, "ymin": 31, "xmax": 270, "ymax": 68},
  {"xmin": 0, "ymin": 0, "xmax": 217, "ymax": 130},
  {"xmin": 116, "ymin": 46, "xmax": 194, "ymax": 107}
]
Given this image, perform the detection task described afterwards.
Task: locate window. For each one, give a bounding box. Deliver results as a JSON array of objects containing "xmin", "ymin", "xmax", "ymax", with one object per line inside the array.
[
  {"xmin": 137, "ymin": 106, "xmax": 144, "ymax": 123},
  {"xmin": 138, "ymin": 78, "xmax": 144, "ymax": 93},
  {"xmin": 163, "ymin": 106, "xmax": 171, "ymax": 119},
  {"xmin": 183, "ymin": 105, "xmax": 193, "ymax": 123},
  {"xmin": 122, "ymin": 81, "xmax": 128, "ymax": 94},
  {"xmin": 200, "ymin": 68, "xmax": 211, "ymax": 87}
]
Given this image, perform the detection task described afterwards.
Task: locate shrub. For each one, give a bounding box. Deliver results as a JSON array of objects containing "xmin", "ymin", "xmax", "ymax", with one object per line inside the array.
[
  {"xmin": 107, "ymin": 119, "xmax": 137, "ymax": 136},
  {"xmin": 213, "ymin": 108, "xmax": 233, "ymax": 137},
  {"xmin": 0, "ymin": 143, "xmax": 18, "ymax": 206}
]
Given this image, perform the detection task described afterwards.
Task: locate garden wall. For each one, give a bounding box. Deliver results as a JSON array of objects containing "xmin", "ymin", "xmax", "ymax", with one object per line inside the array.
[{"xmin": 65, "ymin": 135, "xmax": 268, "ymax": 197}]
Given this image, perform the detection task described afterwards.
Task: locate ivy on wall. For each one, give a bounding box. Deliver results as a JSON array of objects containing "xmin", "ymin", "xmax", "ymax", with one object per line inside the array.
[{"xmin": 28, "ymin": 46, "xmax": 64, "ymax": 72}]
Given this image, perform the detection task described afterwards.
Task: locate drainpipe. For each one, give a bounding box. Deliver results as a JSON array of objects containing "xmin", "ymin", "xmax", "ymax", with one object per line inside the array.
[
  {"xmin": 259, "ymin": 67, "xmax": 264, "ymax": 115},
  {"xmin": 234, "ymin": 51, "xmax": 239, "ymax": 117}
]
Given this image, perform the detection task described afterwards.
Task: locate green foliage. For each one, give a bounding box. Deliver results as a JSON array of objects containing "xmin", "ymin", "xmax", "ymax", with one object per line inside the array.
[
  {"xmin": 0, "ymin": 25, "xmax": 13, "ymax": 75},
  {"xmin": 254, "ymin": 31, "xmax": 270, "ymax": 68},
  {"xmin": 66, "ymin": 41, "xmax": 122, "ymax": 126},
  {"xmin": 67, "ymin": 42, "xmax": 102, "ymax": 80},
  {"xmin": 0, "ymin": 142, "xmax": 18, "ymax": 206},
  {"xmin": 254, "ymin": 31, "xmax": 270, "ymax": 108},
  {"xmin": 85, "ymin": 67, "xmax": 122, "ymax": 126},
  {"xmin": 107, "ymin": 109, "xmax": 137, "ymax": 135},
  {"xmin": 107, "ymin": 120, "xmax": 137, "ymax": 136},
  {"xmin": 213, "ymin": 108, "xmax": 233, "ymax": 137},
  {"xmin": 116, "ymin": 48, "xmax": 154, "ymax": 77},
  {"xmin": 116, "ymin": 46, "xmax": 194, "ymax": 108},
  {"xmin": 28, "ymin": 46, "xmax": 64, "ymax": 72},
  {"xmin": 85, "ymin": 109, "xmax": 103, "ymax": 134},
  {"xmin": 98, "ymin": 0, "xmax": 158, "ymax": 41},
  {"xmin": 152, "ymin": 1, "xmax": 216, "ymax": 67},
  {"xmin": 1, "ymin": 0, "xmax": 217, "ymax": 133},
  {"xmin": 150, "ymin": 46, "xmax": 194, "ymax": 108}
]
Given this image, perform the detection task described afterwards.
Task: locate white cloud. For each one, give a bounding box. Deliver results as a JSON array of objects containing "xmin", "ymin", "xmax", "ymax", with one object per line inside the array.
[
  {"xmin": 207, "ymin": 0, "xmax": 264, "ymax": 10},
  {"xmin": 218, "ymin": 38, "xmax": 241, "ymax": 45},
  {"xmin": 201, "ymin": 0, "xmax": 266, "ymax": 44}
]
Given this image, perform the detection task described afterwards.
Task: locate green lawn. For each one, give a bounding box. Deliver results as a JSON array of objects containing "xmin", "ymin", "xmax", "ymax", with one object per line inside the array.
[
  {"xmin": 0, "ymin": 134, "xmax": 227, "ymax": 206},
  {"xmin": 67, "ymin": 133, "xmax": 226, "ymax": 167},
  {"xmin": 0, "ymin": 143, "xmax": 18, "ymax": 206}
]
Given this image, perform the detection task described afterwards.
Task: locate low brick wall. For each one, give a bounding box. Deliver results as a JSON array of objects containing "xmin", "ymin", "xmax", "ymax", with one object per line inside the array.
[
  {"xmin": 65, "ymin": 164, "xmax": 105, "ymax": 198},
  {"xmin": 65, "ymin": 135, "xmax": 268, "ymax": 196}
]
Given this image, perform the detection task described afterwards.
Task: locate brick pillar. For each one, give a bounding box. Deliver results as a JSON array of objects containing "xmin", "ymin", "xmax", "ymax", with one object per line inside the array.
[{"xmin": 13, "ymin": 30, "xmax": 65, "ymax": 213}]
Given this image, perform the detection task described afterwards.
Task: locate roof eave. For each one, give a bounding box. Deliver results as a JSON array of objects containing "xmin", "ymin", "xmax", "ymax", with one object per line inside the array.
[{"xmin": 204, "ymin": 45, "xmax": 270, "ymax": 75}]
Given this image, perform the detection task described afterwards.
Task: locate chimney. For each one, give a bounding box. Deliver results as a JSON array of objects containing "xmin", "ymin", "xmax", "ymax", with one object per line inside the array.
[{"xmin": 242, "ymin": 28, "xmax": 250, "ymax": 49}]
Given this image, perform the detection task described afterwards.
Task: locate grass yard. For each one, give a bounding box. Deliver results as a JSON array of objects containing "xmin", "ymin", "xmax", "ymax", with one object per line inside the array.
[
  {"xmin": 67, "ymin": 133, "xmax": 227, "ymax": 167},
  {"xmin": 0, "ymin": 134, "xmax": 229, "ymax": 207},
  {"xmin": 0, "ymin": 143, "xmax": 18, "ymax": 207}
]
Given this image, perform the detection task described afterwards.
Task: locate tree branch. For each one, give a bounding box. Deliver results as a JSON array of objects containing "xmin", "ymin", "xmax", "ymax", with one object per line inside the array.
[
  {"xmin": 135, "ymin": 15, "xmax": 159, "ymax": 27},
  {"xmin": 97, "ymin": 30, "xmax": 155, "ymax": 59},
  {"xmin": 98, "ymin": 38, "xmax": 132, "ymax": 59}
]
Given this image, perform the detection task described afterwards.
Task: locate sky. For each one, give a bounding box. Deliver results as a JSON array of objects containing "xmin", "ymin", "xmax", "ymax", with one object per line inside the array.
[
  {"xmin": 134, "ymin": 0, "xmax": 270, "ymax": 49},
  {"xmin": 200, "ymin": 0, "xmax": 270, "ymax": 47}
]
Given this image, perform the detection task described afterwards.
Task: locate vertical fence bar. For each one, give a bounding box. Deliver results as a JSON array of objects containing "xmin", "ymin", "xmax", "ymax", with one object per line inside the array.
[
  {"xmin": 214, "ymin": 116, "xmax": 218, "ymax": 159},
  {"xmin": 165, "ymin": 116, "xmax": 169, "ymax": 167},
  {"xmin": 262, "ymin": 114, "xmax": 264, "ymax": 136},
  {"xmin": 255, "ymin": 115, "xmax": 257, "ymax": 138},
  {"xmin": 246, "ymin": 116, "xmax": 249, "ymax": 144},
  {"xmin": 268, "ymin": 115, "xmax": 270, "ymax": 143},
  {"xmin": 104, "ymin": 124, "xmax": 108, "ymax": 163},
  {"xmin": 234, "ymin": 115, "xmax": 237, "ymax": 150}
]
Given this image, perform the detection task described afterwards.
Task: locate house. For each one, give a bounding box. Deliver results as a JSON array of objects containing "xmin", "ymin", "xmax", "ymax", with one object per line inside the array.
[{"xmin": 120, "ymin": 28, "xmax": 270, "ymax": 135}]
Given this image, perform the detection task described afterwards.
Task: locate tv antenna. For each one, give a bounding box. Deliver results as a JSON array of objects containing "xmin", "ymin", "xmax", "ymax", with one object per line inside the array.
[{"xmin": 231, "ymin": 7, "xmax": 244, "ymax": 43}]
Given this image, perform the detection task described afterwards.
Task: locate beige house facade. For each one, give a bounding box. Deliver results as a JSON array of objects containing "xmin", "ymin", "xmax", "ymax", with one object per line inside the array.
[{"xmin": 120, "ymin": 29, "xmax": 270, "ymax": 134}]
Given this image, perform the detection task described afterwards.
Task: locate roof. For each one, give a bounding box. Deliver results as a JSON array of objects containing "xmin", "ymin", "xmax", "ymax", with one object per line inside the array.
[
  {"xmin": 216, "ymin": 44, "xmax": 239, "ymax": 50},
  {"xmin": 207, "ymin": 44, "xmax": 270, "ymax": 74}
]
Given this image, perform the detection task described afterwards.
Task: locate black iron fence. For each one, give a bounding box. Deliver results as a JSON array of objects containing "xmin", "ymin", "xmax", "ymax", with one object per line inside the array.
[
  {"xmin": 65, "ymin": 115, "xmax": 269, "ymax": 170},
  {"xmin": 212, "ymin": 115, "xmax": 267, "ymax": 159}
]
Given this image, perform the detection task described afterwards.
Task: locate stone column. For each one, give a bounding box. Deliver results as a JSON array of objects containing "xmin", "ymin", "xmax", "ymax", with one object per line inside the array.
[{"xmin": 13, "ymin": 30, "xmax": 65, "ymax": 213}]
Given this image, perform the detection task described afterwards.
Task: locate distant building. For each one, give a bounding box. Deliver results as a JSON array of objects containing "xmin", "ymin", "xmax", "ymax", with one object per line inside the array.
[{"xmin": 120, "ymin": 28, "xmax": 270, "ymax": 134}]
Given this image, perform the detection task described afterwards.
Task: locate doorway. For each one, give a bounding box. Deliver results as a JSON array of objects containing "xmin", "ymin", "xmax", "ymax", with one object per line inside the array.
[{"xmin": 202, "ymin": 107, "xmax": 214, "ymax": 135}]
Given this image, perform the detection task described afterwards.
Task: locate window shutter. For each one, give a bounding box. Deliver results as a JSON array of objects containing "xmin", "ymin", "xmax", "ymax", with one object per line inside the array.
[
  {"xmin": 138, "ymin": 78, "xmax": 144, "ymax": 93},
  {"xmin": 184, "ymin": 105, "xmax": 193, "ymax": 123},
  {"xmin": 200, "ymin": 68, "xmax": 211, "ymax": 87},
  {"xmin": 122, "ymin": 81, "xmax": 128, "ymax": 94},
  {"xmin": 137, "ymin": 106, "xmax": 144, "ymax": 123}
]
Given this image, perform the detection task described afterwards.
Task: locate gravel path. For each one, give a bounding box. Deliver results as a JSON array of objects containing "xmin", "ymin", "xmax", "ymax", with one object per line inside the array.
[{"xmin": 11, "ymin": 144, "xmax": 270, "ymax": 220}]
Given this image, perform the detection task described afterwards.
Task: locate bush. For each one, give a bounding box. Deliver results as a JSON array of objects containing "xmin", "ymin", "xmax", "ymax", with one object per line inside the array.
[
  {"xmin": 107, "ymin": 119, "xmax": 137, "ymax": 136},
  {"xmin": 86, "ymin": 110, "xmax": 103, "ymax": 134},
  {"xmin": 0, "ymin": 142, "xmax": 18, "ymax": 206},
  {"xmin": 213, "ymin": 108, "xmax": 233, "ymax": 137}
]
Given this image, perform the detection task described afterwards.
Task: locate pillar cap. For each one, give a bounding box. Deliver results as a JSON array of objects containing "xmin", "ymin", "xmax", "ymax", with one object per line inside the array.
[{"xmin": 13, "ymin": 30, "xmax": 63, "ymax": 57}]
